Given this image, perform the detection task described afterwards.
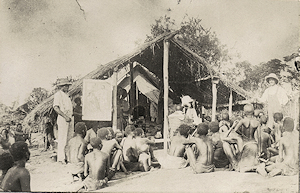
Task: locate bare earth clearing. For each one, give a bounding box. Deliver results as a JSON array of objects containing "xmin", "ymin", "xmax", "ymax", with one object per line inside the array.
[{"xmin": 27, "ymin": 134, "xmax": 298, "ymax": 193}]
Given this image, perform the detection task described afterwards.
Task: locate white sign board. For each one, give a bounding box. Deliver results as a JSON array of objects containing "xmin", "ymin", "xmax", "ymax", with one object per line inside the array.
[{"xmin": 82, "ymin": 79, "xmax": 112, "ymax": 121}]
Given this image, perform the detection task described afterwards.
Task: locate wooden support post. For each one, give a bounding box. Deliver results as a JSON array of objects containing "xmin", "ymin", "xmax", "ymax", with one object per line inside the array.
[
  {"xmin": 229, "ymin": 89, "xmax": 233, "ymax": 118},
  {"xmin": 129, "ymin": 62, "xmax": 135, "ymax": 109},
  {"xmin": 211, "ymin": 81, "xmax": 217, "ymax": 121},
  {"xmin": 163, "ymin": 40, "xmax": 170, "ymax": 154},
  {"xmin": 112, "ymin": 68, "xmax": 118, "ymax": 132}
]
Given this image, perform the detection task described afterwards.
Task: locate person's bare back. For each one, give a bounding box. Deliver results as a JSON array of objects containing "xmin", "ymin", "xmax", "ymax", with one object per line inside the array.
[
  {"xmin": 184, "ymin": 123, "xmax": 215, "ymax": 174},
  {"xmin": 101, "ymin": 139, "xmax": 122, "ymax": 155},
  {"xmin": 1, "ymin": 166, "xmax": 30, "ymax": 192},
  {"xmin": 191, "ymin": 137, "xmax": 214, "ymax": 165},
  {"xmin": 169, "ymin": 134, "xmax": 187, "ymax": 157},
  {"xmin": 279, "ymin": 132, "xmax": 298, "ymax": 167},
  {"xmin": 236, "ymin": 117, "xmax": 260, "ymax": 140},
  {"xmin": 122, "ymin": 137, "xmax": 137, "ymax": 161},
  {"xmin": 1, "ymin": 142, "xmax": 31, "ymax": 192},
  {"xmin": 84, "ymin": 149, "xmax": 109, "ymax": 180},
  {"xmin": 68, "ymin": 136, "xmax": 86, "ymax": 163},
  {"xmin": 234, "ymin": 104, "xmax": 259, "ymax": 140}
]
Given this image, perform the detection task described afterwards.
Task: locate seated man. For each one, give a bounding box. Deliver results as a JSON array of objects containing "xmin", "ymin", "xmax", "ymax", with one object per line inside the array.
[
  {"xmin": 184, "ymin": 123, "xmax": 215, "ymax": 173},
  {"xmin": 97, "ymin": 127, "xmax": 124, "ymax": 178},
  {"xmin": 84, "ymin": 121, "xmax": 98, "ymax": 152},
  {"xmin": 135, "ymin": 128, "xmax": 156, "ymax": 172},
  {"xmin": 67, "ymin": 122, "xmax": 87, "ymax": 181},
  {"xmin": 208, "ymin": 121, "xmax": 229, "ymax": 168},
  {"xmin": 111, "ymin": 131, "xmax": 128, "ymax": 174},
  {"xmin": 1, "ymin": 142, "xmax": 31, "ymax": 192},
  {"xmin": 0, "ymin": 149, "xmax": 14, "ymax": 185},
  {"xmin": 158, "ymin": 124, "xmax": 191, "ymax": 169},
  {"xmin": 81, "ymin": 137, "xmax": 109, "ymax": 191},
  {"xmin": 234, "ymin": 104, "xmax": 260, "ymax": 141},
  {"xmin": 121, "ymin": 125, "xmax": 141, "ymax": 172},
  {"xmin": 258, "ymin": 117, "xmax": 299, "ymax": 177},
  {"xmin": 254, "ymin": 115, "xmax": 272, "ymax": 160},
  {"xmin": 219, "ymin": 113, "xmax": 243, "ymax": 170},
  {"xmin": 272, "ymin": 112, "xmax": 284, "ymax": 145}
]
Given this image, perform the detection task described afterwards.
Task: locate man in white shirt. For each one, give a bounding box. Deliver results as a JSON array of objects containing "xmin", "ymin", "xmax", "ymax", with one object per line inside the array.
[
  {"xmin": 53, "ymin": 78, "xmax": 74, "ymax": 164},
  {"xmin": 256, "ymin": 73, "xmax": 288, "ymax": 128}
]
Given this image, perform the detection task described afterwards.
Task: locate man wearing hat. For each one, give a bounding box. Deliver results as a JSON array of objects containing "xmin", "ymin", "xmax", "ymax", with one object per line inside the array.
[
  {"xmin": 255, "ymin": 73, "xmax": 288, "ymax": 128},
  {"xmin": 53, "ymin": 78, "xmax": 74, "ymax": 164}
]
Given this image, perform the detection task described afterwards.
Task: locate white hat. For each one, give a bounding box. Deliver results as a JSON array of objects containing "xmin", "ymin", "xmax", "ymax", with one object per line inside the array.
[
  {"xmin": 181, "ymin": 95, "xmax": 193, "ymax": 106},
  {"xmin": 265, "ymin": 73, "xmax": 279, "ymax": 84}
]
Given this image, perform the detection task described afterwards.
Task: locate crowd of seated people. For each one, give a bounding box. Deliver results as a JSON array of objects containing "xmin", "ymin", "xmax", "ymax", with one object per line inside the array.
[
  {"xmin": 0, "ymin": 101, "xmax": 298, "ymax": 192},
  {"xmin": 161, "ymin": 103, "xmax": 298, "ymax": 177}
]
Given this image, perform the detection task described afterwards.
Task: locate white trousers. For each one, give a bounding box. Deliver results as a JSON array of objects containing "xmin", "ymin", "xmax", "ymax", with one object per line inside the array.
[{"xmin": 57, "ymin": 116, "xmax": 74, "ymax": 162}]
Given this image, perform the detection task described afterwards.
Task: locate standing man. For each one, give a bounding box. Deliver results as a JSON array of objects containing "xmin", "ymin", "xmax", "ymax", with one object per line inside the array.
[
  {"xmin": 255, "ymin": 73, "xmax": 288, "ymax": 128},
  {"xmin": 53, "ymin": 78, "xmax": 74, "ymax": 164}
]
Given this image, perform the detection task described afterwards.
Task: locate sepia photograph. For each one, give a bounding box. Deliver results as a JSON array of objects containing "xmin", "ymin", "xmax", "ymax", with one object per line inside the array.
[{"xmin": 0, "ymin": 0, "xmax": 299, "ymax": 192}]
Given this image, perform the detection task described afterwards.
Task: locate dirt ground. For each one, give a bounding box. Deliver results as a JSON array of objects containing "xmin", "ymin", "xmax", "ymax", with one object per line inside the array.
[{"xmin": 27, "ymin": 134, "xmax": 298, "ymax": 192}]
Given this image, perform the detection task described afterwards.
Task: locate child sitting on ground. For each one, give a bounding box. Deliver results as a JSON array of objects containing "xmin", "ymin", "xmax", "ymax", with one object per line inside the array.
[
  {"xmin": 272, "ymin": 112, "xmax": 284, "ymax": 144},
  {"xmin": 111, "ymin": 131, "xmax": 128, "ymax": 174},
  {"xmin": 121, "ymin": 125, "xmax": 142, "ymax": 172},
  {"xmin": 80, "ymin": 137, "xmax": 109, "ymax": 191},
  {"xmin": 184, "ymin": 123, "xmax": 215, "ymax": 174},
  {"xmin": 1, "ymin": 142, "xmax": 31, "ymax": 192},
  {"xmin": 157, "ymin": 124, "xmax": 191, "ymax": 170},
  {"xmin": 234, "ymin": 104, "xmax": 260, "ymax": 141},
  {"xmin": 97, "ymin": 127, "xmax": 123, "ymax": 179},
  {"xmin": 254, "ymin": 115, "xmax": 272, "ymax": 160},
  {"xmin": 67, "ymin": 122, "xmax": 87, "ymax": 181},
  {"xmin": 257, "ymin": 117, "xmax": 298, "ymax": 177},
  {"xmin": 84, "ymin": 121, "xmax": 99, "ymax": 152},
  {"xmin": 208, "ymin": 121, "xmax": 229, "ymax": 168},
  {"xmin": 135, "ymin": 128, "xmax": 156, "ymax": 172}
]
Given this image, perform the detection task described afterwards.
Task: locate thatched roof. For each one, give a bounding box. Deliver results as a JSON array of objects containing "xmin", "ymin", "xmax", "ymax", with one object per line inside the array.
[{"xmin": 23, "ymin": 31, "xmax": 252, "ymax": 126}]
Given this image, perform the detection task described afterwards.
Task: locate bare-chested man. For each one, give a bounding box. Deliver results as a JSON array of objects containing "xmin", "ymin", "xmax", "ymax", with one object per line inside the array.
[
  {"xmin": 121, "ymin": 125, "xmax": 141, "ymax": 171},
  {"xmin": 135, "ymin": 128, "xmax": 156, "ymax": 172},
  {"xmin": 254, "ymin": 115, "xmax": 272, "ymax": 160},
  {"xmin": 208, "ymin": 121, "xmax": 229, "ymax": 168},
  {"xmin": 158, "ymin": 124, "xmax": 191, "ymax": 169},
  {"xmin": 184, "ymin": 123, "xmax": 215, "ymax": 173},
  {"xmin": 272, "ymin": 112, "xmax": 284, "ymax": 145},
  {"xmin": 234, "ymin": 104, "xmax": 260, "ymax": 141},
  {"xmin": 1, "ymin": 142, "xmax": 31, "ymax": 192},
  {"xmin": 84, "ymin": 121, "xmax": 98, "ymax": 152},
  {"xmin": 258, "ymin": 117, "xmax": 299, "ymax": 177},
  {"xmin": 0, "ymin": 149, "xmax": 13, "ymax": 186},
  {"xmin": 218, "ymin": 113, "xmax": 243, "ymax": 170},
  {"xmin": 81, "ymin": 137, "xmax": 109, "ymax": 191},
  {"xmin": 67, "ymin": 122, "xmax": 87, "ymax": 181},
  {"xmin": 97, "ymin": 127, "xmax": 123, "ymax": 178}
]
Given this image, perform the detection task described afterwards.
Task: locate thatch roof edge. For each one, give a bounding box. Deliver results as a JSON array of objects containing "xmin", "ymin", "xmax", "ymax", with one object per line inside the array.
[{"xmin": 23, "ymin": 31, "xmax": 179, "ymax": 125}]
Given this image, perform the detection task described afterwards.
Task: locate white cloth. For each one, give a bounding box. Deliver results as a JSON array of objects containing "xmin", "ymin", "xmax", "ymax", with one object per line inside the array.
[
  {"xmin": 259, "ymin": 85, "xmax": 289, "ymax": 106},
  {"xmin": 53, "ymin": 90, "xmax": 74, "ymax": 162},
  {"xmin": 185, "ymin": 108, "xmax": 201, "ymax": 125},
  {"xmin": 168, "ymin": 111, "xmax": 184, "ymax": 138}
]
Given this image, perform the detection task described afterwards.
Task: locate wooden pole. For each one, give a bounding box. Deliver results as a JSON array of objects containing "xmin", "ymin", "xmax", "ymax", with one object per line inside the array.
[
  {"xmin": 229, "ymin": 89, "xmax": 233, "ymax": 118},
  {"xmin": 163, "ymin": 40, "xmax": 170, "ymax": 154},
  {"xmin": 212, "ymin": 82, "xmax": 217, "ymax": 121},
  {"xmin": 112, "ymin": 68, "xmax": 118, "ymax": 132},
  {"xmin": 129, "ymin": 62, "xmax": 135, "ymax": 110}
]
